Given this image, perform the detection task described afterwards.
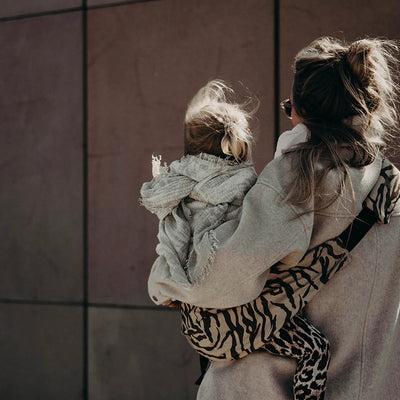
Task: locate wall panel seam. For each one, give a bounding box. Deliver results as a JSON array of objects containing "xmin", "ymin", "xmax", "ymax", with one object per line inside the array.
[
  {"xmin": 0, "ymin": 7, "xmax": 82, "ymax": 23},
  {"xmin": 0, "ymin": 0, "xmax": 161, "ymax": 23},
  {"xmin": 0, "ymin": 298, "xmax": 175, "ymax": 311},
  {"xmin": 82, "ymin": 1, "xmax": 89, "ymax": 399},
  {"xmin": 274, "ymin": 0, "xmax": 280, "ymax": 146}
]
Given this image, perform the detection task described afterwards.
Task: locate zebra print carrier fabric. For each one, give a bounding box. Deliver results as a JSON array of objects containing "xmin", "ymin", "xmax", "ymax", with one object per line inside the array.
[{"xmin": 180, "ymin": 158, "xmax": 400, "ymax": 361}]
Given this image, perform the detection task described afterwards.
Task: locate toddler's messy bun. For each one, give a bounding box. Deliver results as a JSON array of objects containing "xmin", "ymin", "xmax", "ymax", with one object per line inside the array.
[{"xmin": 184, "ymin": 80, "xmax": 256, "ymax": 162}]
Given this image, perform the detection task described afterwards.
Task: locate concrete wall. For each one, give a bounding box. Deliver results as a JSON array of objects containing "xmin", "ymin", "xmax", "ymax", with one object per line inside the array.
[{"xmin": 0, "ymin": 1, "xmax": 399, "ymax": 399}]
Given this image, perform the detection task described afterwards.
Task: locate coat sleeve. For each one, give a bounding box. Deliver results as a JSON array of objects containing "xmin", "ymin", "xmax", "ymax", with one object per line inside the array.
[{"xmin": 148, "ymin": 158, "xmax": 314, "ymax": 309}]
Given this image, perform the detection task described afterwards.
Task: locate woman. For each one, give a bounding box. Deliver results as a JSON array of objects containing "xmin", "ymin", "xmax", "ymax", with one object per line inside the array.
[{"xmin": 149, "ymin": 37, "xmax": 400, "ymax": 399}]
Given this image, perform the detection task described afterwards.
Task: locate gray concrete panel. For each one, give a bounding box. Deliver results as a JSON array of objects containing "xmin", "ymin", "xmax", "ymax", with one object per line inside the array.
[
  {"xmin": 88, "ymin": 0, "xmax": 275, "ymax": 305},
  {"xmin": 0, "ymin": 303, "xmax": 83, "ymax": 400},
  {"xmin": 0, "ymin": 13, "xmax": 83, "ymax": 301},
  {"xmin": 0, "ymin": 0, "xmax": 81, "ymax": 19},
  {"xmin": 279, "ymin": 0, "xmax": 400, "ymax": 135},
  {"xmin": 89, "ymin": 307, "xmax": 198, "ymax": 400}
]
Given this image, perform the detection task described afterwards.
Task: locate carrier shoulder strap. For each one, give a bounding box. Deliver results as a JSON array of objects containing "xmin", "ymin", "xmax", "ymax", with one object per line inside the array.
[{"xmin": 338, "ymin": 206, "xmax": 378, "ymax": 251}]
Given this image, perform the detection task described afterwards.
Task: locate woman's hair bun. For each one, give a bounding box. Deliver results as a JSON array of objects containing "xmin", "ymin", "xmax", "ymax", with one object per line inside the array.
[
  {"xmin": 294, "ymin": 36, "xmax": 399, "ymax": 131},
  {"xmin": 286, "ymin": 36, "xmax": 399, "ymax": 207},
  {"xmin": 346, "ymin": 39, "xmax": 380, "ymax": 87},
  {"xmin": 345, "ymin": 38, "xmax": 399, "ymax": 118}
]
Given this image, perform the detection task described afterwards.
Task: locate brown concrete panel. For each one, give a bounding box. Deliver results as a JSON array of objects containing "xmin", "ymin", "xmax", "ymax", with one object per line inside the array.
[
  {"xmin": 88, "ymin": 0, "xmax": 275, "ymax": 305},
  {"xmin": 0, "ymin": 14, "xmax": 83, "ymax": 301},
  {"xmin": 89, "ymin": 307, "xmax": 198, "ymax": 400},
  {"xmin": 0, "ymin": 0, "xmax": 81, "ymax": 19},
  {"xmin": 0, "ymin": 303, "xmax": 83, "ymax": 399},
  {"xmin": 279, "ymin": 0, "xmax": 400, "ymax": 135}
]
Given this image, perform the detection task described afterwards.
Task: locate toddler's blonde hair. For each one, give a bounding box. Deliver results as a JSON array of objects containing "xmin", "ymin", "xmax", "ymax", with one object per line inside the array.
[{"xmin": 184, "ymin": 80, "xmax": 255, "ymax": 162}]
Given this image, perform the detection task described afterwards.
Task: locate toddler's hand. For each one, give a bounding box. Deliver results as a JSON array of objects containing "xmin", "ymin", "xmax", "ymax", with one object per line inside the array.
[{"xmin": 167, "ymin": 301, "xmax": 180, "ymax": 308}]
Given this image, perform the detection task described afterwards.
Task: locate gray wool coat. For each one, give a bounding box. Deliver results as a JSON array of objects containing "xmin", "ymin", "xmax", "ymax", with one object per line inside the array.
[
  {"xmin": 148, "ymin": 152, "xmax": 400, "ymax": 399},
  {"xmin": 194, "ymin": 155, "xmax": 400, "ymax": 400}
]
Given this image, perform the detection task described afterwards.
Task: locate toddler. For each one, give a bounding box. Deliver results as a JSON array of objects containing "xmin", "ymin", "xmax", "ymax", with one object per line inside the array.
[{"xmin": 140, "ymin": 80, "xmax": 328, "ymax": 400}]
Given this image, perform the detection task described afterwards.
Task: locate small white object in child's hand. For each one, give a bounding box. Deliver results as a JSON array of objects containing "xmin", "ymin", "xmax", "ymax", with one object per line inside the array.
[
  {"xmin": 151, "ymin": 155, "xmax": 169, "ymax": 178},
  {"xmin": 152, "ymin": 155, "xmax": 162, "ymax": 178}
]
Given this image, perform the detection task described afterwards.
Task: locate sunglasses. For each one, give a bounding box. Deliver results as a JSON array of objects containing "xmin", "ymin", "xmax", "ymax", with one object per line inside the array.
[{"xmin": 280, "ymin": 98, "xmax": 292, "ymax": 119}]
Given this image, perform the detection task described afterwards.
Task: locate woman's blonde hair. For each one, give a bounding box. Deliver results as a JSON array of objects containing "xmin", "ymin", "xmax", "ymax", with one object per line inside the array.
[
  {"xmin": 184, "ymin": 80, "xmax": 256, "ymax": 162},
  {"xmin": 287, "ymin": 36, "xmax": 399, "ymax": 206}
]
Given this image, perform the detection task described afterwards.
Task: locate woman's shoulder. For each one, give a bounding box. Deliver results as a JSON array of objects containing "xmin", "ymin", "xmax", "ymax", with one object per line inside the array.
[
  {"xmin": 258, "ymin": 152, "xmax": 383, "ymax": 188},
  {"xmin": 256, "ymin": 154, "xmax": 297, "ymax": 193}
]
